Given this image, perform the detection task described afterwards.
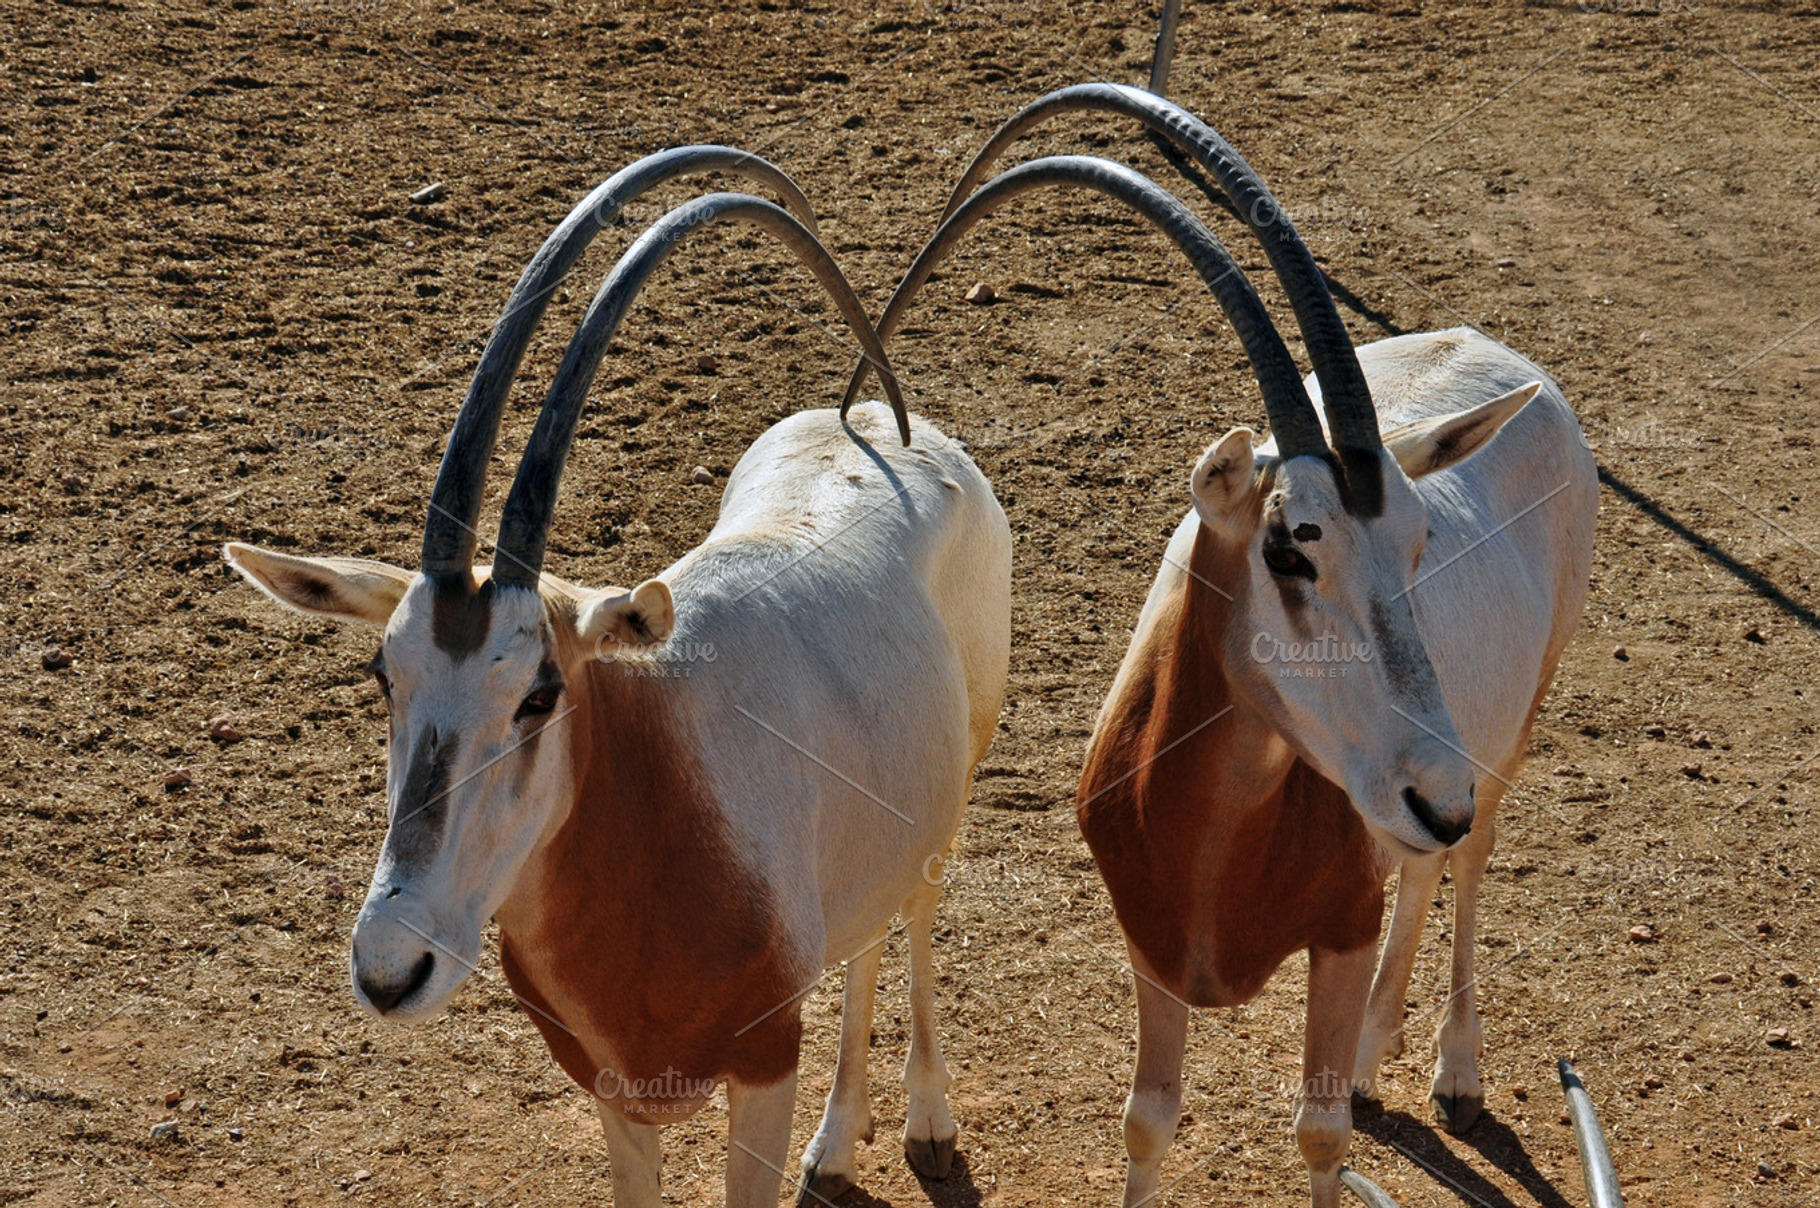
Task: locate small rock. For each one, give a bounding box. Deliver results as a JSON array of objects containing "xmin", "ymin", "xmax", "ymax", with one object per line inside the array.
[
  {"xmin": 1780, "ymin": 970, "xmax": 1802, "ymax": 987},
  {"xmin": 1511, "ymin": 1084, "xmax": 1528, "ymax": 1101},
  {"xmin": 1688, "ymin": 730, "xmax": 1711, "ymax": 748},
  {"xmin": 165, "ymin": 406, "xmax": 191, "ymax": 422},
  {"xmin": 1742, "ymin": 625, "xmax": 1766, "ymax": 644},
  {"xmin": 1680, "ymin": 762, "xmax": 1702, "ymax": 779},
  {"xmin": 324, "ymin": 875, "xmax": 345, "ymax": 901},
  {"xmin": 149, "ymin": 1120, "xmax": 179, "ymax": 1141},
  {"xmin": 228, "ymin": 1127, "xmax": 245, "ymax": 1142},
  {"xmin": 354, "ymin": 1169, "xmax": 372, "ymax": 1182},
  {"xmin": 1708, "ymin": 972, "xmax": 1733, "ymax": 984},
  {"xmin": 690, "ymin": 465, "xmax": 715, "ymax": 486},
  {"xmin": 1611, "ymin": 645, "xmax": 1629, "ymax": 661},
  {"xmin": 695, "ymin": 353, "xmax": 719, "ymax": 374},
  {"xmin": 1643, "ymin": 723, "xmax": 1666, "ymax": 738},
  {"xmin": 60, "ymin": 473, "xmax": 85, "ymax": 493},
  {"xmin": 409, "ymin": 181, "xmax": 447, "ymax": 204},
  {"xmin": 163, "ymin": 1088, "xmax": 184, "ymax": 1107},
  {"xmin": 1629, "ymin": 924, "xmax": 1656, "ymax": 943},
  {"xmin": 1758, "ymin": 1161, "xmax": 1777, "ymax": 1179},
  {"xmin": 964, "ymin": 281, "xmax": 996, "ymax": 305},
  {"xmin": 1766, "ymin": 1027, "xmax": 1791, "ymax": 1047},
  {"xmin": 57, "ymin": 1043, "xmax": 72, "ymax": 1054},
  {"xmin": 1643, "ymin": 1075, "xmax": 1663, "ymax": 1089},
  {"xmin": 1756, "ymin": 919, "xmax": 1775, "ymax": 935},
  {"xmin": 41, "ymin": 648, "xmax": 73, "ymax": 670},
  {"xmin": 207, "ymin": 713, "xmax": 244, "ymax": 743},
  {"xmin": 1495, "ymin": 257, "xmax": 1516, "ymax": 268},
  {"xmin": 1773, "ymin": 1111, "xmax": 1799, "ymax": 1129},
  {"xmin": 163, "ymin": 767, "xmax": 193, "ymax": 790}
]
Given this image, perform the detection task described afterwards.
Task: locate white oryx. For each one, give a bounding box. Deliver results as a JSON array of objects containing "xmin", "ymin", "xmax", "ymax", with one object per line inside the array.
[
  {"xmin": 224, "ymin": 148, "xmax": 1011, "ymax": 1208},
  {"xmin": 846, "ymin": 88, "xmax": 1596, "ymax": 1206}
]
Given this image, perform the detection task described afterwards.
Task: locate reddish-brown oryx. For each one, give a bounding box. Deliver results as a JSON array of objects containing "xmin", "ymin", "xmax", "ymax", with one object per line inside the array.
[
  {"xmin": 224, "ymin": 148, "xmax": 1011, "ymax": 1208},
  {"xmin": 847, "ymin": 87, "xmax": 1597, "ymax": 1206}
]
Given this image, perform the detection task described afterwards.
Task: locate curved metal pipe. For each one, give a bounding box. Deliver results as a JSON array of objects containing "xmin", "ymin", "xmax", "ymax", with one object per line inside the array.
[
  {"xmin": 492, "ymin": 193, "xmax": 905, "ymax": 588},
  {"xmin": 1339, "ymin": 1165, "xmax": 1400, "ymax": 1208},
  {"xmin": 1559, "ymin": 1059, "xmax": 1625, "ymax": 1208},
  {"xmin": 1148, "ymin": 0, "xmax": 1183, "ymax": 96},
  {"xmin": 421, "ymin": 146, "xmax": 821, "ymax": 577},
  {"xmin": 841, "ymin": 154, "xmax": 1325, "ymax": 458},
  {"xmin": 931, "ymin": 84, "xmax": 1385, "ymax": 508}
]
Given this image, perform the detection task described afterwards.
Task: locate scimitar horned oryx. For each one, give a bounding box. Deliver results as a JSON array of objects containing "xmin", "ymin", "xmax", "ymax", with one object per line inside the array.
[
  {"xmin": 223, "ymin": 146, "xmax": 1012, "ymax": 1208},
  {"xmin": 847, "ymin": 86, "xmax": 1596, "ymax": 1207}
]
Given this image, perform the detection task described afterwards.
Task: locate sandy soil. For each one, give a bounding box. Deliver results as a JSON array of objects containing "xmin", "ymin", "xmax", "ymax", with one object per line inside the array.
[{"xmin": 2, "ymin": 1, "xmax": 1818, "ymax": 1205}]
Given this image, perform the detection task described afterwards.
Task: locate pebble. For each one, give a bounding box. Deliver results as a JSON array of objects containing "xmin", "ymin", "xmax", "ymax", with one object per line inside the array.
[
  {"xmin": 1611, "ymin": 645, "xmax": 1628, "ymax": 661},
  {"xmin": 163, "ymin": 768, "xmax": 193, "ymax": 790},
  {"xmin": 166, "ymin": 406, "xmax": 191, "ymax": 422},
  {"xmin": 60, "ymin": 473, "xmax": 85, "ymax": 493},
  {"xmin": 228, "ymin": 1127, "xmax": 244, "ymax": 1142},
  {"xmin": 695, "ymin": 354, "xmax": 719, "ymax": 373},
  {"xmin": 691, "ymin": 465, "xmax": 715, "ymax": 485},
  {"xmin": 207, "ymin": 713, "xmax": 245, "ymax": 743},
  {"xmin": 1679, "ymin": 762, "xmax": 1702, "ymax": 778},
  {"xmin": 163, "ymin": 1087, "xmax": 184, "ymax": 1107},
  {"xmin": 1688, "ymin": 730, "xmax": 1711, "ymax": 748},
  {"xmin": 965, "ymin": 281, "xmax": 996, "ymax": 305},
  {"xmin": 410, "ymin": 181, "xmax": 447, "ymax": 204},
  {"xmin": 1766, "ymin": 1027, "xmax": 1792, "ymax": 1047},
  {"xmin": 325, "ymin": 876, "xmax": 345, "ymax": 901},
  {"xmin": 1756, "ymin": 919, "xmax": 1774, "ymax": 935},
  {"xmin": 1742, "ymin": 625, "xmax": 1766, "ymax": 644},
  {"xmin": 1708, "ymin": 972, "xmax": 1733, "ymax": 984},
  {"xmin": 149, "ymin": 1120, "xmax": 179, "ymax": 1141},
  {"xmin": 1643, "ymin": 723, "xmax": 1665, "ymax": 738},
  {"xmin": 1495, "ymin": 257, "xmax": 1516, "ymax": 268},
  {"xmin": 1780, "ymin": 970, "xmax": 1802, "ymax": 987},
  {"xmin": 354, "ymin": 1169, "xmax": 372, "ymax": 1182},
  {"xmin": 41, "ymin": 648, "xmax": 73, "ymax": 670},
  {"xmin": 1628, "ymin": 924, "xmax": 1656, "ymax": 943},
  {"xmin": 1774, "ymin": 1111, "xmax": 1799, "ymax": 1129},
  {"xmin": 1759, "ymin": 1161, "xmax": 1778, "ymax": 1179},
  {"xmin": 1511, "ymin": 1083, "xmax": 1528, "ymax": 1100}
]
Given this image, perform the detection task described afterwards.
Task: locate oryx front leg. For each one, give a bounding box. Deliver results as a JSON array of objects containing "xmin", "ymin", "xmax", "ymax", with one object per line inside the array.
[
  {"xmin": 798, "ymin": 931, "xmax": 886, "ymax": 1203},
  {"xmin": 598, "ymin": 1103, "xmax": 663, "ymax": 1208},
  {"xmin": 1120, "ymin": 960, "xmax": 1189, "ymax": 1208},
  {"xmin": 1352, "ymin": 850, "xmax": 1445, "ymax": 1106},
  {"xmin": 1299, "ymin": 944, "xmax": 1375, "ymax": 1208},
  {"xmin": 1431, "ymin": 786, "xmax": 1501, "ymax": 1134},
  {"xmin": 901, "ymin": 874, "xmax": 959, "ymax": 1179},
  {"xmin": 728, "ymin": 1067, "xmax": 799, "ymax": 1208}
]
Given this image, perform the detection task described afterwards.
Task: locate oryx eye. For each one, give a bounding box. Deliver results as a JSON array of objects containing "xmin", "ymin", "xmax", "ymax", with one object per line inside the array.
[
  {"xmin": 515, "ymin": 684, "xmax": 563, "ymax": 721},
  {"xmin": 1263, "ymin": 544, "xmax": 1315, "ymax": 580}
]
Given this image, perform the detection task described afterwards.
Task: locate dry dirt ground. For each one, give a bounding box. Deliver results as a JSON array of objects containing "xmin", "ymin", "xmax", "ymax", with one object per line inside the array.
[{"xmin": 3, "ymin": 0, "xmax": 1819, "ymax": 1205}]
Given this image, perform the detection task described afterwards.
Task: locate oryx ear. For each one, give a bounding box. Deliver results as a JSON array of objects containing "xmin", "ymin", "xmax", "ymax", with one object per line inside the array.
[
  {"xmin": 577, "ymin": 579, "xmax": 675, "ymax": 650},
  {"xmin": 1189, "ymin": 427, "xmax": 1259, "ymax": 531},
  {"xmin": 1384, "ymin": 381, "xmax": 1541, "ymax": 479},
  {"xmin": 224, "ymin": 543, "xmax": 412, "ymax": 626}
]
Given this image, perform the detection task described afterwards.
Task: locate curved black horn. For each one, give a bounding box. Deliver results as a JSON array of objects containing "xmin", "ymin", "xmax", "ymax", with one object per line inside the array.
[
  {"xmin": 420, "ymin": 147, "xmax": 823, "ymax": 577},
  {"xmin": 841, "ymin": 155, "xmax": 1326, "ymax": 458},
  {"xmin": 1149, "ymin": 0, "xmax": 1183, "ymax": 96},
  {"xmin": 933, "ymin": 84, "xmax": 1385, "ymax": 507},
  {"xmin": 491, "ymin": 193, "xmax": 905, "ymax": 589}
]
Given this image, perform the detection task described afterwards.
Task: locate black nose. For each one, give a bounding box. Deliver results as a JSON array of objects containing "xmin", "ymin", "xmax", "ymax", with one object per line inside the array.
[
  {"xmin": 1403, "ymin": 786, "xmax": 1472, "ymax": 847},
  {"xmin": 357, "ymin": 951, "xmax": 435, "ymax": 1014}
]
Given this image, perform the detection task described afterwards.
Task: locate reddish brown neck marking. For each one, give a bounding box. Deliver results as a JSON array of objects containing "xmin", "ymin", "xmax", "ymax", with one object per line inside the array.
[
  {"xmin": 498, "ymin": 661, "xmax": 806, "ymax": 1115},
  {"xmin": 1077, "ymin": 523, "xmax": 1383, "ymax": 1007}
]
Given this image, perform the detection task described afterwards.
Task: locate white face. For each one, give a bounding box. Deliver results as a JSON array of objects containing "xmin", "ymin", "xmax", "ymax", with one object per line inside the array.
[
  {"xmin": 348, "ymin": 579, "xmax": 580, "ymax": 1020},
  {"xmin": 1193, "ymin": 435, "xmax": 1478, "ymax": 857}
]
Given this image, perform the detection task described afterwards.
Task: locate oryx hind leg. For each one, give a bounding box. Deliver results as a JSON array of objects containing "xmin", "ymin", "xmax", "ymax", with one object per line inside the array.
[
  {"xmin": 798, "ymin": 928, "xmax": 887, "ymax": 1204},
  {"xmin": 598, "ymin": 1103, "xmax": 663, "ymax": 1208},
  {"xmin": 1430, "ymin": 777, "xmax": 1505, "ymax": 1134},
  {"xmin": 1120, "ymin": 951, "xmax": 1189, "ymax": 1208},
  {"xmin": 901, "ymin": 866, "xmax": 959, "ymax": 1179}
]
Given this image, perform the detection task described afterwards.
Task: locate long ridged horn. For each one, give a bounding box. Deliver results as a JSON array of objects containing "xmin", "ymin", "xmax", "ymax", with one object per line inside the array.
[
  {"xmin": 932, "ymin": 84, "xmax": 1385, "ymax": 509},
  {"xmin": 491, "ymin": 193, "xmax": 905, "ymax": 589},
  {"xmin": 420, "ymin": 147, "xmax": 823, "ymax": 577},
  {"xmin": 840, "ymin": 155, "xmax": 1325, "ymax": 458},
  {"xmin": 1149, "ymin": 0, "xmax": 1183, "ymax": 96}
]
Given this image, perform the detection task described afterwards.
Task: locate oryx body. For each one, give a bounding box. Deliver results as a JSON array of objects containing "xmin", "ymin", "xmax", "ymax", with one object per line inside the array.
[{"xmin": 224, "ymin": 149, "xmax": 1011, "ymax": 1208}]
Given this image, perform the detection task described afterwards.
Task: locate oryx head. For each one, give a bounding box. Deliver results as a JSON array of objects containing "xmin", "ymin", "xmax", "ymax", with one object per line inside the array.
[
  {"xmin": 223, "ymin": 149, "xmax": 905, "ymax": 1021},
  {"xmin": 842, "ymin": 119, "xmax": 1532, "ymax": 857}
]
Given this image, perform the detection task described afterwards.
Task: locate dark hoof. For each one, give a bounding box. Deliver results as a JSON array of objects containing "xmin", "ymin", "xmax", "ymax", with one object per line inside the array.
[
  {"xmin": 1350, "ymin": 1087, "xmax": 1382, "ymax": 1114},
  {"xmin": 796, "ymin": 1167, "xmax": 854, "ymax": 1207},
  {"xmin": 1432, "ymin": 1091, "xmax": 1483, "ymax": 1134},
  {"xmin": 905, "ymin": 1133, "xmax": 956, "ymax": 1179}
]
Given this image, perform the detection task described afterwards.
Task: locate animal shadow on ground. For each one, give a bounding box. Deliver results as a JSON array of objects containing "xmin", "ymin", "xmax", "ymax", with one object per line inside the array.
[
  {"xmin": 831, "ymin": 1151, "xmax": 987, "ymax": 1208},
  {"xmin": 1354, "ymin": 1104, "xmax": 1575, "ymax": 1208}
]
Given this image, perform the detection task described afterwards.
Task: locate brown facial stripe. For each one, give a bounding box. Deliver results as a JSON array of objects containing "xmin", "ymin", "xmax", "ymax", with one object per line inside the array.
[
  {"xmin": 430, "ymin": 573, "xmax": 496, "ymax": 660},
  {"xmin": 385, "ymin": 727, "xmax": 456, "ymax": 874},
  {"xmin": 1369, "ymin": 597, "xmax": 1425, "ymax": 698}
]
